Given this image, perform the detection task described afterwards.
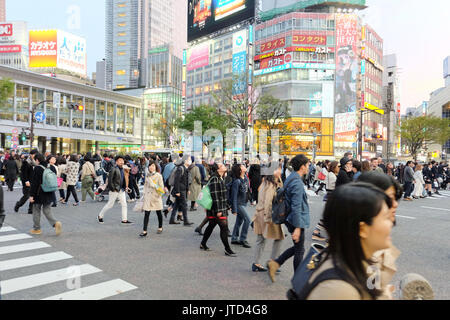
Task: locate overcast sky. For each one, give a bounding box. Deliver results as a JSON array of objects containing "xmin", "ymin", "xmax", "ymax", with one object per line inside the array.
[{"xmin": 7, "ymin": 0, "xmax": 450, "ymax": 113}]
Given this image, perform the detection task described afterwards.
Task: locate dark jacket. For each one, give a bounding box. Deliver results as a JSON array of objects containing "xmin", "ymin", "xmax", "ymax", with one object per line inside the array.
[
  {"xmin": 30, "ymin": 164, "xmax": 53, "ymax": 205},
  {"xmin": 20, "ymin": 159, "xmax": 34, "ymax": 184},
  {"xmin": 422, "ymin": 166, "xmax": 433, "ymax": 182},
  {"xmin": 0, "ymin": 185, "xmax": 5, "ymax": 228},
  {"xmin": 207, "ymin": 173, "xmax": 229, "ymax": 216},
  {"xmin": 4, "ymin": 159, "xmax": 19, "ymax": 179},
  {"xmin": 248, "ymin": 164, "xmax": 262, "ymax": 192},
  {"xmin": 196, "ymin": 163, "xmax": 206, "ymax": 182},
  {"xmin": 231, "ymin": 176, "xmax": 249, "ymax": 213},
  {"xmin": 107, "ymin": 166, "xmax": 129, "ymax": 192},
  {"xmin": 336, "ymin": 168, "xmax": 354, "ymax": 187},
  {"xmin": 172, "ymin": 165, "xmax": 189, "ymax": 196},
  {"xmin": 284, "ymin": 171, "xmax": 310, "ymax": 229},
  {"xmin": 403, "ymin": 166, "xmax": 414, "ymax": 183}
]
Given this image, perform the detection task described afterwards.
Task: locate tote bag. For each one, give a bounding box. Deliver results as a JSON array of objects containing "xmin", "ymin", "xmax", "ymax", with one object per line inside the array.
[{"xmin": 196, "ymin": 184, "xmax": 212, "ymax": 210}]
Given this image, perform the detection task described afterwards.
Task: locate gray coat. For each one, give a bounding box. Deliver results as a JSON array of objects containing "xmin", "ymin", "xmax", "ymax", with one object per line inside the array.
[{"xmin": 404, "ymin": 166, "xmax": 414, "ymax": 183}]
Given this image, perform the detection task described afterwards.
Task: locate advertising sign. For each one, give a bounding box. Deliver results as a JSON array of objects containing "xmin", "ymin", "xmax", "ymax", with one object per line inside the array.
[
  {"xmin": 0, "ymin": 21, "xmax": 28, "ymax": 51},
  {"xmin": 188, "ymin": 0, "xmax": 255, "ymax": 42},
  {"xmin": 29, "ymin": 30, "xmax": 58, "ymax": 68},
  {"xmin": 292, "ymin": 34, "xmax": 326, "ymax": 45},
  {"xmin": 57, "ymin": 30, "xmax": 87, "ymax": 77},
  {"xmin": 187, "ymin": 42, "xmax": 210, "ymax": 71},
  {"xmin": 232, "ymin": 29, "xmax": 247, "ymax": 96},
  {"xmin": 334, "ymin": 14, "xmax": 359, "ymax": 143},
  {"xmin": 260, "ymin": 37, "xmax": 285, "ymax": 52},
  {"xmin": 334, "ymin": 112, "xmax": 357, "ymax": 142}
]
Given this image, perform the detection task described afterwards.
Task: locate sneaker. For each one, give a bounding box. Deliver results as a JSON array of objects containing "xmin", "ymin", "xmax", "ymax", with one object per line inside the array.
[
  {"xmin": 97, "ymin": 216, "xmax": 104, "ymax": 224},
  {"xmin": 54, "ymin": 221, "xmax": 62, "ymax": 236},
  {"xmin": 267, "ymin": 259, "xmax": 280, "ymax": 283},
  {"xmin": 240, "ymin": 241, "xmax": 251, "ymax": 248},
  {"xmin": 30, "ymin": 229, "xmax": 42, "ymax": 235},
  {"xmin": 121, "ymin": 220, "xmax": 134, "ymax": 225},
  {"xmin": 225, "ymin": 250, "xmax": 237, "ymax": 257}
]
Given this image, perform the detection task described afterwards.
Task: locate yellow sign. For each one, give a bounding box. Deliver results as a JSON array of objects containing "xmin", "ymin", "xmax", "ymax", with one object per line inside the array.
[{"xmin": 364, "ymin": 102, "xmax": 384, "ymax": 115}]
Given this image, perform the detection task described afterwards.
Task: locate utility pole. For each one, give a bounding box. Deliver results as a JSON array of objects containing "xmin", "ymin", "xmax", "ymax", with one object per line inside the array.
[{"xmin": 29, "ymin": 100, "xmax": 52, "ymax": 151}]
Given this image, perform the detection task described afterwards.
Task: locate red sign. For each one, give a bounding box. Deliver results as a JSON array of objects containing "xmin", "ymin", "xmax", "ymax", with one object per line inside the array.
[
  {"xmin": 0, "ymin": 45, "xmax": 21, "ymax": 53},
  {"xmin": 0, "ymin": 24, "xmax": 13, "ymax": 37},
  {"xmin": 260, "ymin": 37, "xmax": 285, "ymax": 52},
  {"xmin": 254, "ymin": 46, "xmax": 334, "ymax": 61},
  {"xmin": 260, "ymin": 55, "xmax": 285, "ymax": 69},
  {"xmin": 292, "ymin": 34, "xmax": 326, "ymax": 45}
]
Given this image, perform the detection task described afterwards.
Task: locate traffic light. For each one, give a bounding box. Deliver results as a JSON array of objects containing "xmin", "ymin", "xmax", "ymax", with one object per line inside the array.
[
  {"xmin": 371, "ymin": 134, "xmax": 383, "ymax": 140},
  {"xmin": 68, "ymin": 103, "xmax": 84, "ymax": 111}
]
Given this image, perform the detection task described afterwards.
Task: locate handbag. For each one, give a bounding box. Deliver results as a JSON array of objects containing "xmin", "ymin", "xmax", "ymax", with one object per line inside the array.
[
  {"xmin": 318, "ymin": 171, "xmax": 326, "ymax": 181},
  {"xmin": 57, "ymin": 177, "xmax": 63, "ymax": 188},
  {"xmin": 133, "ymin": 198, "xmax": 144, "ymax": 212},
  {"xmin": 61, "ymin": 173, "xmax": 67, "ymax": 182},
  {"xmin": 196, "ymin": 183, "xmax": 212, "ymax": 210}
]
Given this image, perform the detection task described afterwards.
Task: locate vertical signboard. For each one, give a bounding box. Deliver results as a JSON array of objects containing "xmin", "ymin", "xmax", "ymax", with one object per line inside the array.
[
  {"xmin": 334, "ymin": 13, "xmax": 359, "ymax": 143},
  {"xmin": 232, "ymin": 29, "xmax": 247, "ymax": 97}
]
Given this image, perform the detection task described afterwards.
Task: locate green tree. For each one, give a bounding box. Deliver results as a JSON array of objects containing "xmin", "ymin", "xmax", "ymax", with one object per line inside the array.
[
  {"xmin": 397, "ymin": 115, "xmax": 450, "ymax": 160},
  {"xmin": 176, "ymin": 105, "xmax": 232, "ymax": 149},
  {"xmin": 0, "ymin": 77, "xmax": 14, "ymax": 105},
  {"xmin": 256, "ymin": 94, "xmax": 290, "ymax": 133}
]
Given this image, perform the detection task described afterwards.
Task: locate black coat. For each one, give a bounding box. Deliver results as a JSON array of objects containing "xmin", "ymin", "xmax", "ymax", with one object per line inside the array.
[
  {"xmin": 0, "ymin": 185, "xmax": 5, "ymax": 228},
  {"xmin": 172, "ymin": 165, "xmax": 189, "ymax": 196},
  {"xmin": 4, "ymin": 159, "xmax": 19, "ymax": 179},
  {"xmin": 20, "ymin": 159, "xmax": 34, "ymax": 184},
  {"xmin": 336, "ymin": 168, "xmax": 353, "ymax": 187},
  {"xmin": 248, "ymin": 164, "xmax": 262, "ymax": 192},
  {"xmin": 30, "ymin": 164, "xmax": 54, "ymax": 205}
]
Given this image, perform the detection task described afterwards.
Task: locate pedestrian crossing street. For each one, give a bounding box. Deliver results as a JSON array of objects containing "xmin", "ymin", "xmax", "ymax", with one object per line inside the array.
[{"xmin": 0, "ymin": 226, "xmax": 138, "ymax": 300}]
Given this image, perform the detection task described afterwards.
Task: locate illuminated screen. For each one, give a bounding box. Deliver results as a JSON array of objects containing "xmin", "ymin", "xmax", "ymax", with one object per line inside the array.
[{"xmin": 188, "ymin": 0, "xmax": 255, "ymax": 42}]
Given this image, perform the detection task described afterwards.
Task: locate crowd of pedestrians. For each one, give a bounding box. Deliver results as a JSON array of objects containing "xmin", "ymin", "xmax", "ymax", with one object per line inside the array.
[{"xmin": 1, "ymin": 147, "xmax": 448, "ymax": 300}]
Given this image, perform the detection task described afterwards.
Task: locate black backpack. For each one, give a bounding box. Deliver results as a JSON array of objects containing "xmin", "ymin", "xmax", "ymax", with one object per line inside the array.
[{"xmin": 103, "ymin": 160, "xmax": 113, "ymax": 173}]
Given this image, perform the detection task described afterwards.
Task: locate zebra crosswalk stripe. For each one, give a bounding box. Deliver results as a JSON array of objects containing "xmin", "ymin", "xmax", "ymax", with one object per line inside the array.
[
  {"xmin": 0, "ymin": 264, "xmax": 102, "ymax": 295},
  {"xmin": 0, "ymin": 226, "xmax": 17, "ymax": 233},
  {"xmin": 42, "ymin": 279, "xmax": 138, "ymax": 300},
  {"xmin": 0, "ymin": 252, "xmax": 73, "ymax": 271},
  {"xmin": 0, "ymin": 241, "xmax": 51, "ymax": 255},
  {"xmin": 0, "ymin": 233, "xmax": 32, "ymax": 243}
]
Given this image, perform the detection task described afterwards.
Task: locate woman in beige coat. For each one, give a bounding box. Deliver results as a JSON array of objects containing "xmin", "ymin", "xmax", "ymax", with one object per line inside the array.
[
  {"xmin": 187, "ymin": 160, "xmax": 202, "ymax": 211},
  {"xmin": 140, "ymin": 160, "xmax": 165, "ymax": 237},
  {"xmin": 251, "ymin": 165, "xmax": 285, "ymax": 272}
]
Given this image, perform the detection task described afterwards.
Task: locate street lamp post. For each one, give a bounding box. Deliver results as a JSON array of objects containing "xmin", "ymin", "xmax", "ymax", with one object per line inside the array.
[
  {"xmin": 312, "ymin": 131, "xmax": 317, "ymax": 163},
  {"xmin": 29, "ymin": 100, "xmax": 53, "ymax": 151}
]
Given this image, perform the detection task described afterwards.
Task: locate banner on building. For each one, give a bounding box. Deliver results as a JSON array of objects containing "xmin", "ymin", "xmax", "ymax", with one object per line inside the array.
[
  {"xmin": 232, "ymin": 29, "xmax": 247, "ymax": 96},
  {"xmin": 29, "ymin": 30, "xmax": 58, "ymax": 68},
  {"xmin": 187, "ymin": 42, "xmax": 210, "ymax": 71}
]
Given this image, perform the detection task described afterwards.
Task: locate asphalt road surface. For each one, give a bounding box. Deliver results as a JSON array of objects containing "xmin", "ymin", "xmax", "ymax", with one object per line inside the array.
[{"xmin": 1, "ymin": 183, "xmax": 449, "ymax": 300}]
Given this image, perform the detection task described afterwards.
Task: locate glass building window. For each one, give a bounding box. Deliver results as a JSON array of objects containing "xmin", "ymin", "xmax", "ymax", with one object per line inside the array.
[
  {"xmin": 96, "ymin": 101, "xmax": 106, "ymax": 131},
  {"xmin": 58, "ymin": 94, "xmax": 70, "ymax": 127},
  {"xmin": 126, "ymin": 106, "xmax": 134, "ymax": 135},
  {"xmin": 72, "ymin": 95, "xmax": 83, "ymax": 129},
  {"xmin": 106, "ymin": 103, "xmax": 115, "ymax": 132},
  {"xmin": 116, "ymin": 105, "xmax": 125, "ymax": 133},
  {"xmin": 45, "ymin": 89, "xmax": 56, "ymax": 126},
  {"xmin": 85, "ymin": 98, "xmax": 95, "ymax": 130}
]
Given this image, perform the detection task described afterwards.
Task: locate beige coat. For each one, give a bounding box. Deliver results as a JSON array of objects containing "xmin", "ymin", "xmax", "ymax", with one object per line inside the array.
[
  {"xmin": 252, "ymin": 180, "xmax": 284, "ymax": 240},
  {"xmin": 143, "ymin": 172, "xmax": 164, "ymax": 211},
  {"xmin": 188, "ymin": 165, "xmax": 202, "ymax": 201},
  {"xmin": 81, "ymin": 162, "xmax": 96, "ymax": 180}
]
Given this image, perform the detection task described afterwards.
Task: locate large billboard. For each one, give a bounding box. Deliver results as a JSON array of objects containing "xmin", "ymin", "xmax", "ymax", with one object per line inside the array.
[
  {"xmin": 29, "ymin": 29, "xmax": 87, "ymax": 77},
  {"xmin": 57, "ymin": 30, "xmax": 87, "ymax": 77},
  {"xmin": 29, "ymin": 30, "xmax": 57, "ymax": 68},
  {"xmin": 186, "ymin": 41, "xmax": 211, "ymax": 71},
  {"xmin": 334, "ymin": 13, "xmax": 359, "ymax": 143},
  {"xmin": 188, "ymin": 0, "xmax": 255, "ymax": 42},
  {"xmin": 0, "ymin": 21, "xmax": 28, "ymax": 53},
  {"xmin": 232, "ymin": 29, "xmax": 247, "ymax": 96}
]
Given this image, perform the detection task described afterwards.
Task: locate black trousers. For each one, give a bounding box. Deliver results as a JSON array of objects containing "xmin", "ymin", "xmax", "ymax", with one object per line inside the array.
[
  {"xmin": 201, "ymin": 216, "xmax": 232, "ymax": 252},
  {"xmin": 16, "ymin": 185, "xmax": 33, "ymax": 213},
  {"xmin": 6, "ymin": 178, "xmax": 15, "ymax": 191},
  {"xmin": 128, "ymin": 175, "xmax": 140, "ymax": 199},
  {"xmin": 143, "ymin": 210, "xmax": 163, "ymax": 231},
  {"xmin": 65, "ymin": 185, "xmax": 79, "ymax": 203},
  {"xmin": 170, "ymin": 192, "xmax": 188, "ymax": 222}
]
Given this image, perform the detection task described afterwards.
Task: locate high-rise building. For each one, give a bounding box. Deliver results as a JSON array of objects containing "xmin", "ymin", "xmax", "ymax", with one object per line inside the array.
[
  {"xmin": 0, "ymin": 0, "xmax": 6, "ymax": 22},
  {"xmin": 0, "ymin": 21, "xmax": 28, "ymax": 70},
  {"xmin": 105, "ymin": 0, "xmax": 187, "ymax": 90}
]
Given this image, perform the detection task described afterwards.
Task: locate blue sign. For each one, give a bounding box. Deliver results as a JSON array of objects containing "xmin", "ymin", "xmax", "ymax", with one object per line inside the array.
[
  {"xmin": 232, "ymin": 51, "xmax": 247, "ymax": 95},
  {"xmin": 35, "ymin": 112, "xmax": 46, "ymax": 123},
  {"xmin": 361, "ymin": 60, "xmax": 366, "ymax": 75}
]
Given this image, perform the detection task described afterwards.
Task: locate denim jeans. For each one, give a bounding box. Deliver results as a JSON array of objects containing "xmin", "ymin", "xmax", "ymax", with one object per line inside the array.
[
  {"xmin": 231, "ymin": 205, "xmax": 251, "ymax": 242},
  {"xmin": 275, "ymin": 222, "xmax": 305, "ymax": 272}
]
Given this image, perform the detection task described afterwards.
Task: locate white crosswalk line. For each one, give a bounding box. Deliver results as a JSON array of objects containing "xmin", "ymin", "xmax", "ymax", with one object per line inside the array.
[
  {"xmin": 0, "ymin": 264, "xmax": 102, "ymax": 295},
  {"xmin": 0, "ymin": 226, "xmax": 17, "ymax": 233},
  {"xmin": 42, "ymin": 279, "xmax": 138, "ymax": 300},
  {"xmin": 0, "ymin": 233, "xmax": 32, "ymax": 243},
  {"xmin": 0, "ymin": 241, "xmax": 51, "ymax": 255},
  {"xmin": 0, "ymin": 252, "xmax": 73, "ymax": 271},
  {"xmin": 396, "ymin": 215, "xmax": 417, "ymax": 220},
  {"xmin": 421, "ymin": 206, "xmax": 450, "ymax": 213}
]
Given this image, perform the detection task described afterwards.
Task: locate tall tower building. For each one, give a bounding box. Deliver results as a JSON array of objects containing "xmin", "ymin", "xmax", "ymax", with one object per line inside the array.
[
  {"xmin": 105, "ymin": 0, "xmax": 187, "ymax": 90},
  {"xmin": 0, "ymin": 0, "xmax": 6, "ymax": 22}
]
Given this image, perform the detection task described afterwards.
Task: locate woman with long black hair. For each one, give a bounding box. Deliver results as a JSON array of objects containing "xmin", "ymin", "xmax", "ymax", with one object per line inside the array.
[
  {"xmin": 62, "ymin": 154, "xmax": 80, "ymax": 206},
  {"xmin": 200, "ymin": 163, "xmax": 236, "ymax": 257},
  {"xmin": 304, "ymin": 182, "xmax": 394, "ymax": 300}
]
